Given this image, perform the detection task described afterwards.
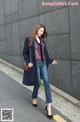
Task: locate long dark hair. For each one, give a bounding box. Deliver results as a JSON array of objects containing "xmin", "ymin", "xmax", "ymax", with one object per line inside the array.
[{"xmin": 29, "ymin": 24, "xmax": 48, "ymax": 46}]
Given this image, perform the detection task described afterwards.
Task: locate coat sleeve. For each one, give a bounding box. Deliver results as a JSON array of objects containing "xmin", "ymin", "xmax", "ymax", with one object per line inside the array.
[
  {"xmin": 22, "ymin": 37, "xmax": 30, "ymax": 65},
  {"xmin": 44, "ymin": 42, "xmax": 54, "ymax": 64}
]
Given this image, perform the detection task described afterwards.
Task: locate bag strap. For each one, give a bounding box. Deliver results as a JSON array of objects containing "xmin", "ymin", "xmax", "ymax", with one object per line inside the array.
[{"xmin": 29, "ymin": 46, "xmax": 32, "ymax": 63}]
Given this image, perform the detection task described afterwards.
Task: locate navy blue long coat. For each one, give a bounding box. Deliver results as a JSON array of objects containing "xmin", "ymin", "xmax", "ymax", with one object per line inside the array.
[{"xmin": 22, "ymin": 37, "xmax": 53, "ymax": 86}]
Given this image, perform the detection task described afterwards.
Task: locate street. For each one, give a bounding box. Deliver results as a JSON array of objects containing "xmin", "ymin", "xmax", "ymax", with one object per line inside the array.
[{"xmin": 0, "ymin": 71, "xmax": 71, "ymax": 122}]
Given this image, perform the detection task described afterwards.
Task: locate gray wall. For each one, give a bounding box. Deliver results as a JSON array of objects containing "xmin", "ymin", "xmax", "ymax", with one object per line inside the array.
[{"xmin": 0, "ymin": 0, "xmax": 80, "ymax": 100}]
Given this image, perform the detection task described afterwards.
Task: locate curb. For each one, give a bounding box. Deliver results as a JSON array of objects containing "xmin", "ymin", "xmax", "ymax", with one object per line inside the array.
[{"xmin": 50, "ymin": 85, "xmax": 80, "ymax": 108}]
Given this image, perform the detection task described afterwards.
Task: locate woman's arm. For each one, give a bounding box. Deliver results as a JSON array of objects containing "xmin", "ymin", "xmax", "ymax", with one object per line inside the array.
[{"xmin": 22, "ymin": 37, "xmax": 30, "ymax": 65}]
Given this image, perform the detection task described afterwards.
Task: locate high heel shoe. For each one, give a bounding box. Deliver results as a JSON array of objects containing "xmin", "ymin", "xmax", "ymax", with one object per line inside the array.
[
  {"xmin": 45, "ymin": 106, "xmax": 53, "ymax": 119},
  {"xmin": 32, "ymin": 102, "xmax": 37, "ymax": 107},
  {"xmin": 32, "ymin": 99, "xmax": 37, "ymax": 107}
]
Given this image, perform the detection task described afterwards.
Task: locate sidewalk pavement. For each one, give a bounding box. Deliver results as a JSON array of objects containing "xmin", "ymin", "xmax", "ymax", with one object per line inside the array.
[{"xmin": 0, "ymin": 58, "xmax": 80, "ymax": 122}]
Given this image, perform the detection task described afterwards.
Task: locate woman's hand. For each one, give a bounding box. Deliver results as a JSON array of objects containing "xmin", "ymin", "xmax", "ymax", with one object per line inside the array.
[
  {"xmin": 28, "ymin": 63, "xmax": 33, "ymax": 67},
  {"xmin": 52, "ymin": 60, "xmax": 57, "ymax": 64}
]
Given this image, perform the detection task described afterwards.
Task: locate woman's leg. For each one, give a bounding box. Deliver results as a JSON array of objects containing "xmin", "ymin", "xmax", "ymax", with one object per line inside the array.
[
  {"xmin": 41, "ymin": 60, "xmax": 53, "ymax": 115},
  {"xmin": 41, "ymin": 61, "xmax": 52, "ymax": 104},
  {"xmin": 32, "ymin": 61, "xmax": 41, "ymax": 101}
]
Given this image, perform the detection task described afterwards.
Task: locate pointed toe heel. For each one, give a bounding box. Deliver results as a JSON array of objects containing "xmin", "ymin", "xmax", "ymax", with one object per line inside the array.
[
  {"xmin": 32, "ymin": 103, "xmax": 37, "ymax": 107},
  {"xmin": 45, "ymin": 106, "xmax": 53, "ymax": 119}
]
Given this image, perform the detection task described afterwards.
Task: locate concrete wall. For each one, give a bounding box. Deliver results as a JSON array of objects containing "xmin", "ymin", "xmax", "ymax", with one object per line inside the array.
[{"xmin": 0, "ymin": 0, "xmax": 80, "ymax": 100}]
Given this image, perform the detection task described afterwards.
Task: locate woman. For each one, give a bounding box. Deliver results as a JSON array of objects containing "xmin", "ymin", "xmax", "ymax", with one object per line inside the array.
[{"xmin": 22, "ymin": 24, "xmax": 57, "ymax": 119}]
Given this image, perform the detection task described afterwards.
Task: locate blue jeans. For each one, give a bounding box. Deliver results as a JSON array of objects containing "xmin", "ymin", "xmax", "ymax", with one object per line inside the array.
[{"xmin": 32, "ymin": 60, "xmax": 52, "ymax": 104}]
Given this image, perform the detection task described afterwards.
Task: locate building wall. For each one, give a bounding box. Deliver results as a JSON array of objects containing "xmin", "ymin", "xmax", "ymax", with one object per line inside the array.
[{"xmin": 0, "ymin": 0, "xmax": 80, "ymax": 100}]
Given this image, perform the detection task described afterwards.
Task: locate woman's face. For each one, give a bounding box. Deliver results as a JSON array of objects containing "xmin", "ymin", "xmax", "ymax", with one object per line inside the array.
[{"xmin": 37, "ymin": 27, "xmax": 44, "ymax": 37}]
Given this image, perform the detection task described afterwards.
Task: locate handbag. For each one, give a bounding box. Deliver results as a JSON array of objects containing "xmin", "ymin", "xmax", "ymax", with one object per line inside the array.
[
  {"xmin": 24, "ymin": 65, "xmax": 32, "ymax": 71},
  {"xmin": 24, "ymin": 46, "xmax": 32, "ymax": 71}
]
